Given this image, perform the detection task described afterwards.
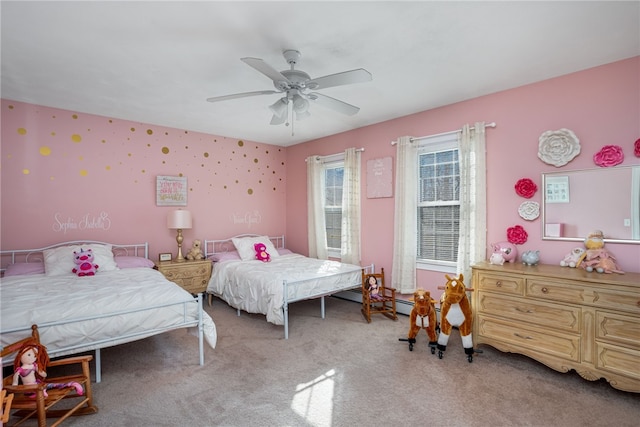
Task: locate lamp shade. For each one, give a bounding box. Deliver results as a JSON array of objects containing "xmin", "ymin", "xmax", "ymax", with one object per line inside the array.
[{"xmin": 167, "ymin": 209, "xmax": 192, "ymax": 229}]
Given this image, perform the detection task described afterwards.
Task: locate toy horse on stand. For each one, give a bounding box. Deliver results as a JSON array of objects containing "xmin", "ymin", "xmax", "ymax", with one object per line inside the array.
[
  {"xmin": 400, "ymin": 288, "xmax": 438, "ymax": 353},
  {"xmin": 437, "ymin": 273, "xmax": 475, "ymax": 362}
]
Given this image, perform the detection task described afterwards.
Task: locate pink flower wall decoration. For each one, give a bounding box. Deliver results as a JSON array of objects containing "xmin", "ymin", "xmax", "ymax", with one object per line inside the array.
[
  {"xmin": 507, "ymin": 225, "xmax": 528, "ymax": 245},
  {"xmin": 593, "ymin": 145, "xmax": 624, "ymax": 167},
  {"xmin": 515, "ymin": 178, "xmax": 537, "ymax": 199},
  {"xmin": 635, "ymin": 138, "xmax": 640, "ymax": 158}
]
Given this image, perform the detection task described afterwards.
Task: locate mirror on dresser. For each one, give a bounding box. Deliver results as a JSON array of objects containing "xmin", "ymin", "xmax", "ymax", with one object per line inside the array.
[{"xmin": 541, "ymin": 165, "xmax": 640, "ymax": 244}]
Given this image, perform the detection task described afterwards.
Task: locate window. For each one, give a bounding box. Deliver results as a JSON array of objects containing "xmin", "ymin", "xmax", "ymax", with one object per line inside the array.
[
  {"xmin": 324, "ymin": 163, "xmax": 344, "ymax": 254},
  {"xmin": 417, "ymin": 135, "xmax": 459, "ymax": 269}
]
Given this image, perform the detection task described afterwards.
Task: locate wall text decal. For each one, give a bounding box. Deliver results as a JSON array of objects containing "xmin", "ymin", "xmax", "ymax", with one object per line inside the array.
[
  {"xmin": 232, "ymin": 211, "xmax": 262, "ymax": 228},
  {"xmin": 52, "ymin": 211, "xmax": 112, "ymax": 234}
]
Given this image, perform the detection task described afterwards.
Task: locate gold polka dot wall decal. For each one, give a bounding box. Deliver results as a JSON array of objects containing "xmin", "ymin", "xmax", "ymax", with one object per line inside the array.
[
  {"xmin": 238, "ymin": 140, "xmax": 244, "ymax": 147},
  {"xmin": 130, "ymin": 127, "xmax": 136, "ymax": 132},
  {"xmin": 162, "ymin": 147, "xmax": 170, "ymax": 154},
  {"xmin": 8, "ymin": 105, "xmax": 14, "ymax": 109},
  {"xmin": 17, "ymin": 128, "xmax": 27, "ymax": 135},
  {"xmin": 106, "ymin": 166, "xmax": 111, "ymax": 170},
  {"xmin": 147, "ymin": 129, "xmax": 153, "ymax": 135},
  {"xmin": 204, "ymin": 152, "xmax": 209, "ymax": 157},
  {"xmin": 141, "ymin": 169, "xmax": 146, "ymax": 173},
  {"xmin": 51, "ymin": 132, "xmax": 56, "ymax": 136},
  {"xmin": 23, "ymin": 169, "xmax": 30, "ymax": 175},
  {"xmin": 71, "ymin": 134, "xmax": 82, "ymax": 143},
  {"xmin": 80, "ymin": 169, "xmax": 88, "ymax": 176},
  {"xmin": 247, "ymin": 189, "xmax": 253, "ymax": 195},
  {"xmin": 72, "ymin": 114, "xmax": 78, "ymax": 119},
  {"xmin": 254, "ymin": 158, "xmax": 258, "ymax": 163},
  {"xmin": 128, "ymin": 153, "xmax": 132, "ymax": 157},
  {"xmin": 39, "ymin": 146, "xmax": 51, "ymax": 156}
]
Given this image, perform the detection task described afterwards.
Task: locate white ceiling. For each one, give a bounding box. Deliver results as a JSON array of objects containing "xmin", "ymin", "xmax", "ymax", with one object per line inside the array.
[{"xmin": 2, "ymin": 1, "xmax": 639, "ymax": 147}]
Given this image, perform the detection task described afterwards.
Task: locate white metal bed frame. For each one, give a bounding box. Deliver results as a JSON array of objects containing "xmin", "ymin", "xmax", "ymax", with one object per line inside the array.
[
  {"xmin": 204, "ymin": 234, "xmax": 373, "ymax": 339},
  {"xmin": 0, "ymin": 241, "xmax": 206, "ymax": 383}
]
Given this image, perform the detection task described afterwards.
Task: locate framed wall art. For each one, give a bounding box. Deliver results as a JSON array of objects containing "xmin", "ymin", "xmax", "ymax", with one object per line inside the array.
[
  {"xmin": 156, "ymin": 175, "xmax": 188, "ymax": 206},
  {"xmin": 366, "ymin": 157, "xmax": 393, "ymax": 198}
]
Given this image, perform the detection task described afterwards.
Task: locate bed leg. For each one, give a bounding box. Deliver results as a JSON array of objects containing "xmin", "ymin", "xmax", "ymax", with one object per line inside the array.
[
  {"xmin": 321, "ymin": 296, "xmax": 326, "ymax": 319},
  {"xmin": 95, "ymin": 349, "xmax": 101, "ymax": 383},
  {"xmin": 284, "ymin": 301, "xmax": 289, "ymax": 340},
  {"xmin": 198, "ymin": 293, "xmax": 204, "ymax": 366}
]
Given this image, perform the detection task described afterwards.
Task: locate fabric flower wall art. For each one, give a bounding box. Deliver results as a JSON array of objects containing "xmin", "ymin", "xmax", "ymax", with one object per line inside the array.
[
  {"xmin": 634, "ymin": 138, "xmax": 640, "ymax": 157},
  {"xmin": 507, "ymin": 225, "xmax": 528, "ymax": 245},
  {"xmin": 593, "ymin": 145, "xmax": 624, "ymax": 167},
  {"xmin": 538, "ymin": 128, "xmax": 581, "ymax": 167},
  {"xmin": 515, "ymin": 178, "xmax": 537, "ymax": 199}
]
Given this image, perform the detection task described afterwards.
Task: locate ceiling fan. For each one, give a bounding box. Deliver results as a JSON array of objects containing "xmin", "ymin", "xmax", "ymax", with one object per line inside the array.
[{"xmin": 206, "ymin": 50, "xmax": 372, "ymax": 125}]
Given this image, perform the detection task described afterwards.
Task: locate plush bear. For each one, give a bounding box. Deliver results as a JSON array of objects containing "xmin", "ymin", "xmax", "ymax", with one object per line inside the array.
[
  {"xmin": 406, "ymin": 288, "xmax": 438, "ymax": 354},
  {"xmin": 72, "ymin": 248, "xmax": 99, "ymax": 276},
  {"xmin": 254, "ymin": 242, "xmax": 271, "ymax": 262},
  {"xmin": 437, "ymin": 273, "xmax": 474, "ymax": 362},
  {"xmin": 577, "ymin": 230, "xmax": 624, "ymax": 274},
  {"xmin": 186, "ymin": 239, "xmax": 204, "ymax": 261},
  {"xmin": 560, "ymin": 247, "xmax": 585, "ymax": 268}
]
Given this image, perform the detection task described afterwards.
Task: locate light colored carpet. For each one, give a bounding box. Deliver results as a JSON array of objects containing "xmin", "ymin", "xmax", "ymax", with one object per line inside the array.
[{"xmin": 41, "ymin": 297, "xmax": 640, "ymax": 426}]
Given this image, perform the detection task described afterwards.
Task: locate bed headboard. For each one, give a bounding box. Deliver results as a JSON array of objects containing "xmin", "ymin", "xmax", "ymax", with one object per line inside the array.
[
  {"xmin": 204, "ymin": 234, "xmax": 285, "ymax": 258},
  {"xmin": 0, "ymin": 241, "xmax": 149, "ymax": 272}
]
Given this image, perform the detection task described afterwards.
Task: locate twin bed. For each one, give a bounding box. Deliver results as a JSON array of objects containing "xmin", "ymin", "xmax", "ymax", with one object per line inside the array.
[
  {"xmin": 0, "ymin": 241, "xmax": 217, "ymax": 382},
  {"xmin": 204, "ymin": 234, "xmax": 369, "ymax": 339}
]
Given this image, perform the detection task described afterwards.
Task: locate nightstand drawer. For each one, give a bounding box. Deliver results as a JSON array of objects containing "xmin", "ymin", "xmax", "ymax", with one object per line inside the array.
[{"xmin": 157, "ymin": 260, "xmax": 212, "ymax": 294}]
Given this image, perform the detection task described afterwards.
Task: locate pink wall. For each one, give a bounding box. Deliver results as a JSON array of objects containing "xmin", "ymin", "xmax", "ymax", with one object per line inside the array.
[
  {"xmin": 1, "ymin": 101, "xmax": 287, "ymax": 261},
  {"xmin": 285, "ymin": 57, "xmax": 640, "ymax": 294}
]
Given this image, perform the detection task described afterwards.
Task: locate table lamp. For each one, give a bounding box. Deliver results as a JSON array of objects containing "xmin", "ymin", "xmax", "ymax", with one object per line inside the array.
[{"xmin": 167, "ymin": 209, "xmax": 192, "ymax": 262}]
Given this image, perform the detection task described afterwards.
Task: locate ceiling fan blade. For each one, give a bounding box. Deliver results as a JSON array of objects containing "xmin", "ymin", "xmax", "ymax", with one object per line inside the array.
[
  {"xmin": 308, "ymin": 92, "xmax": 360, "ymax": 116},
  {"xmin": 306, "ymin": 68, "xmax": 372, "ymax": 90},
  {"xmin": 241, "ymin": 57, "xmax": 291, "ymax": 87},
  {"xmin": 206, "ymin": 90, "xmax": 279, "ymax": 103}
]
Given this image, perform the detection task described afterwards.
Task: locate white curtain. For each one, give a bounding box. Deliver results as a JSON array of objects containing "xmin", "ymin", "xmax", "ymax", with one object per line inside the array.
[
  {"xmin": 307, "ymin": 155, "xmax": 328, "ymax": 259},
  {"xmin": 340, "ymin": 148, "xmax": 361, "ymax": 265},
  {"xmin": 457, "ymin": 122, "xmax": 487, "ymax": 280},
  {"xmin": 391, "ymin": 136, "xmax": 418, "ymax": 293}
]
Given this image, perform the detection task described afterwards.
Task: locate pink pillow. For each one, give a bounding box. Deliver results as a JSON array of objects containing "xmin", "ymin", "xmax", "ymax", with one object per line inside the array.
[
  {"xmin": 4, "ymin": 262, "xmax": 45, "ymax": 277},
  {"xmin": 115, "ymin": 256, "xmax": 155, "ymax": 269},
  {"xmin": 208, "ymin": 251, "xmax": 241, "ymax": 263},
  {"xmin": 277, "ymin": 248, "xmax": 293, "ymax": 256}
]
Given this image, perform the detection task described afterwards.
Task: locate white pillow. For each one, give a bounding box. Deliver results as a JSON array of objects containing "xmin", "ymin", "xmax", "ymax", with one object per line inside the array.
[
  {"xmin": 43, "ymin": 244, "xmax": 119, "ymax": 276},
  {"xmin": 231, "ymin": 236, "xmax": 279, "ymax": 261}
]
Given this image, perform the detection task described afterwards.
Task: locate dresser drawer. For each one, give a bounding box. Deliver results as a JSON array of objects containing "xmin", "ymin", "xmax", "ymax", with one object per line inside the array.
[
  {"xmin": 477, "ymin": 315, "xmax": 580, "ymax": 362},
  {"xmin": 596, "ymin": 342, "xmax": 640, "ymax": 381},
  {"xmin": 527, "ymin": 278, "xmax": 640, "ymax": 313},
  {"xmin": 475, "ymin": 272, "xmax": 524, "ymax": 296},
  {"xmin": 596, "ymin": 311, "xmax": 640, "ymax": 349},
  {"xmin": 477, "ymin": 292, "xmax": 580, "ymax": 333}
]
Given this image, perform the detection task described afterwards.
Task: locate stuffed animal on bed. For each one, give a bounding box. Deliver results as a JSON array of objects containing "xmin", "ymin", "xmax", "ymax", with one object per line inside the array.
[
  {"xmin": 254, "ymin": 242, "xmax": 271, "ymax": 262},
  {"xmin": 186, "ymin": 239, "xmax": 205, "ymax": 261},
  {"xmin": 72, "ymin": 248, "xmax": 99, "ymax": 276},
  {"xmin": 406, "ymin": 288, "xmax": 438, "ymax": 353},
  {"xmin": 13, "ymin": 340, "xmax": 83, "ymax": 397},
  {"xmin": 437, "ymin": 273, "xmax": 475, "ymax": 362}
]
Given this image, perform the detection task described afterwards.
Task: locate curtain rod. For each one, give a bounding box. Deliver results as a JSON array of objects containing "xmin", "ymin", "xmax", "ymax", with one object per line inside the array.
[
  {"xmin": 305, "ymin": 147, "xmax": 365, "ymax": 162},
  {"xmin": 391, "ymin": 122, "xmax": 496, "ymax": 145}
]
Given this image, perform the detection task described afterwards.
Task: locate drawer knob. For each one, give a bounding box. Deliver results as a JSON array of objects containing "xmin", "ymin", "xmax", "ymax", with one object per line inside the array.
[
  {"xmin": 541, "ymin": 287, "xmax": 549, "ymax": 294},
  {"xmin": 496, "ymin": 281, "xmax": 502, "ymax": 287}
]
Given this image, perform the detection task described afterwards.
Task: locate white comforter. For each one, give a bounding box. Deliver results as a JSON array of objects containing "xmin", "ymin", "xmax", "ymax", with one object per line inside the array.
[
  {"xmin": 1, "ymin": 268, "xmax": 217, "ymax": 357},
  {"xmin": 206, "ymin": 253, "xmax": 361, "ymax": 325}
]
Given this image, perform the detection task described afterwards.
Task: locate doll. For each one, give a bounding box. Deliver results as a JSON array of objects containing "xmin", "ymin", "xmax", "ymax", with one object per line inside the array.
[
  {"xmin": 13, "ymin": 341, "xmax": 84, "ymax": 397},
  {"xmin": 366, "ymin": 275, "xmax": 383, "ymax": 300}
]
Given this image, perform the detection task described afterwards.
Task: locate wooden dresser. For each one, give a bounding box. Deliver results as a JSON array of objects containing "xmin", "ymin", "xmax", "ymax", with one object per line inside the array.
[{"xmin": 472, "ymin": 262, "xmax": 640, "ymax": 393}]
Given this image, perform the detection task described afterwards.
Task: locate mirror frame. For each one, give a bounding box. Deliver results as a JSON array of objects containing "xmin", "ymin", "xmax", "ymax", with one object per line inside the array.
[{"xmin": 541, "ymin": 166, "xmax": 640, "ymax": 245}]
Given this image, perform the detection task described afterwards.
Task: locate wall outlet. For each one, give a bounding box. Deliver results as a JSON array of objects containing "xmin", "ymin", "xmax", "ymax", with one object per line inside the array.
[{"xmin": 624, "ymin": 218, "xmax": 631, "ymax": 227}]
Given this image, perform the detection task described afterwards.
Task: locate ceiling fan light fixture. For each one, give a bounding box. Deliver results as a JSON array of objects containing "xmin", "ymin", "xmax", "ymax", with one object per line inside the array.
[
  {"xmin": 292, "ymin": 94, "xmax": 309, "ymax": 113},
  {"xmin": 269, "ymin": 98, "xmax": 288, "ymax": 118},
  {"xmin": 295, "ymin": 110, "xmax": 311, "ymax": 121}
]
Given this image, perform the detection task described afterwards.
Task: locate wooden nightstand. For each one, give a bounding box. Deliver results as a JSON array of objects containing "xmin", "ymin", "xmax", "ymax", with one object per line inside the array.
[{"xmin": 157, "ymin": 259, "xmax": 212, "ymax": 294}]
